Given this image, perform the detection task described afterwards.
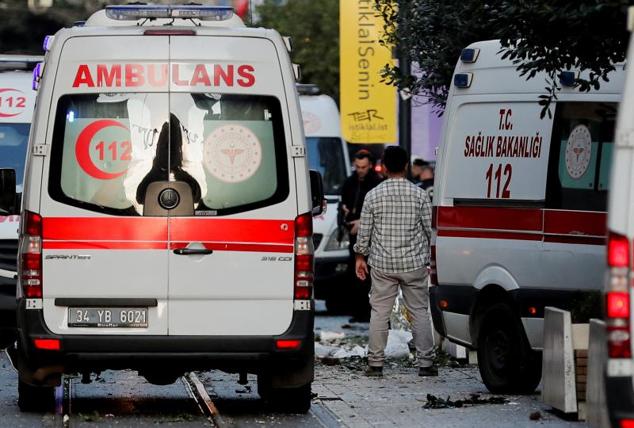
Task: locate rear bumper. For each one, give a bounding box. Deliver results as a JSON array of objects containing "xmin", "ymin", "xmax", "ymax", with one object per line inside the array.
[
  {"xmin": 17, "ymin": 299, "xmax": 314, "ymax": 373},
  {"xmin": 606, "ymin": 375, "xmax": 634, "ymax": 426}
]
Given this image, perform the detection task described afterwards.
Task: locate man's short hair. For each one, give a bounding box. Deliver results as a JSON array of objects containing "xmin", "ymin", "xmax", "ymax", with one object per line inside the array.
[
  {"xmin": 412, "ymin": 158, "xmax": 429, "ymax": 168},
  {"xmin": 383, "ymin": 146, "xmax": 409, "ymax": 173},
  {"xmin": 353, "ymin": 149, "xmax": 374, "ymax": 164}
]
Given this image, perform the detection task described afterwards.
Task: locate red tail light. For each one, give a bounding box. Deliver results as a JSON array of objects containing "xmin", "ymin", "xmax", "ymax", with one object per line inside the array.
[
  {"xmin": 605, "ymin": 231, "xmax": 632, "ymax": 358},
  {"xmin": 20, "ymin": 211, "xmax": 43, "ymax": 299},
  {"xmin": 294, "ymin": 213, "xmax": 314, "ymax": 301},
  {"xmin": 608, "ymin": 232, "xmax": 630, "ymax": 268}
]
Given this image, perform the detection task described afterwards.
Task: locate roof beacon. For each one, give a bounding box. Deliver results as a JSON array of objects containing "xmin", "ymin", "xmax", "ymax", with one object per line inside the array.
[{"xmin": 105, "ymin": 5, "xmax": 234, "ymax": 21}]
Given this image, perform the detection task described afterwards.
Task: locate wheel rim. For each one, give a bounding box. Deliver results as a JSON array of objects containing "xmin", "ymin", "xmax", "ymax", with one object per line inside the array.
[{"xmin": 486, "ymin": 327, "xmax": 511, "ymax": 372}]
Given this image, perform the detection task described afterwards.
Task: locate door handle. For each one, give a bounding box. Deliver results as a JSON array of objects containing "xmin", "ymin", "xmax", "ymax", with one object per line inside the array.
[{"xmin": 173, "ymin": 248, "xmax": 214, "ymax": 255}]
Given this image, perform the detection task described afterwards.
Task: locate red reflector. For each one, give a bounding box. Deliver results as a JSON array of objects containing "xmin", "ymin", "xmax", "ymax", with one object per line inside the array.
[
  {"xmin": 33, "ymin": 338, "xmax": 60, "ymax": 351},
  {"xmin": 276, "ymin": 339, "xmax": 301, "ymax": 350},
  {"xmin": 607, "ymin": 292, "xmax": 630, "ymax": 319},
  {"xmin": 528, "ymin": 306, "xmax": 538, "ymax": 316},
  {"xmin": 24, "ymin": 286, "xmax": 42, "ymax": 298},
  {"xmin": 620, "ymin": 419, "xmax": 634, "ymax": 428},
  {"xmin": 439, "ymin": 299, "xmax": 449, "ymax": 309},
  {"xmin": 608, "ymin": 232, "xmax": 630, "ymax": 268},
  {"xmin": 144, "ymin": 29, "xmax": 196, "ymax": 36}
]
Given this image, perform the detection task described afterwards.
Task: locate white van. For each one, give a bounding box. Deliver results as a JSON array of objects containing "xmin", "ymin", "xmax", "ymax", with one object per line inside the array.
[
  {"xmin": 430, "ymin": 40, "xmax": 624, "ymax": 393},
  {"xmin": 297, "ymin": 84, "xmax": 351, "ymax": 313},
  {"xmin": 0, "ymin": 5, "xmax": 323, "ymax": 413},
  {"xmin": 0, "ymin": 55, "xmax": 41, "ymax": 348},
  {"xmin": 604, "ymin": 14, "xmax": 634, "ymax": 426}
]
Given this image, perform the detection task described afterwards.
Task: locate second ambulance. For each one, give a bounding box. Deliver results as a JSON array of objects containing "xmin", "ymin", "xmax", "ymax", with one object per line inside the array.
[
  {"xmin": 0, "ymin": 5, "xmax": 321, "ymax": 413},
  {"xmin": 431, "ymin": 40, "xmax": 624, "ymax": 393},
  {"xmin": 0, "ymin": 55, "xmax": 41, "ymax": 349}
]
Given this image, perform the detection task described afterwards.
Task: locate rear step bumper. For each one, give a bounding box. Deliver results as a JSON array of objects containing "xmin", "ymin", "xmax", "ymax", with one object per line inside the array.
[
  {"xmin": 606, "ymin": 374, "xmax": 634, "ymax": 427},
  {"xmin": 17, "ymin": 299, "xmax": 314, "ymax": 372}
]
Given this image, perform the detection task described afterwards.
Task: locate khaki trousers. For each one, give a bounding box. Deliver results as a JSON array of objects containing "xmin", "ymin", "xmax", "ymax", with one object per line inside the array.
[{"xmin": 368, "ymin": 267, "xmax": 434, "ymax": 368}]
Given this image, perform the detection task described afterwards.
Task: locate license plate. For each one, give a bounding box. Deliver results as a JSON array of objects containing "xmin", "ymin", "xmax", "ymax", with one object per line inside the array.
[{"xmin": 68, "ymin": 307, "xmax": 148, "ymax": 328}]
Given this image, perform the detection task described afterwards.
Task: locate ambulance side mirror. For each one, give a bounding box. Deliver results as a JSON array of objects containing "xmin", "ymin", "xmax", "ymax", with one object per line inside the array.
[
  {"xmin": 309, "ymin": 170, "xmax": 325, "ymax": 216},
  {"xmin": 0, "ymin": 169, "xmax": 17, "ymax": 215}
]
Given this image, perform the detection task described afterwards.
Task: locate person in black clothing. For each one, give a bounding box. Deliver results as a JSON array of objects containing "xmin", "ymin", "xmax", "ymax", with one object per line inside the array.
[{"xmin": 339, "ymin": 149, "xmax": 383, "ymax": 322}]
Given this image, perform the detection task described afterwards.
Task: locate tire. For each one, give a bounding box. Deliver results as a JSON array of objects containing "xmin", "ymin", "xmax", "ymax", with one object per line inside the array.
[
  {"xmin": 257, "ymin": 375, "xmax": 311, "ymax": 414},
  {"xmin": 18, "ymin": 378, "xmax": 54, "ymax": 412},
  {"xmin": 477, "ymin": 303, "xmax": 542, "ymax": 394}
]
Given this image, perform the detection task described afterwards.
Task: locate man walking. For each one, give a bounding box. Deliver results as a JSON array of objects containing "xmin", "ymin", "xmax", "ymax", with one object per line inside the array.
[
  {"xmin": 339, "ymin": 149, "xmax": 382, "ymax": 322},
  {"xmin": 353, "ymin": 146, "xmax": 436, "ymax": 377}
]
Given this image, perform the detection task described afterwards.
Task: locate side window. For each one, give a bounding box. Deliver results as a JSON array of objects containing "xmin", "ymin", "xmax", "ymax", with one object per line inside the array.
[{"xmin": 545, "ymin": 102, "xmax": 617, "ymax": 212}]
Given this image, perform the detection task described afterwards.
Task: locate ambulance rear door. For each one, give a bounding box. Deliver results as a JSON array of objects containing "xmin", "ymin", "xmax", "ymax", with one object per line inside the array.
[
  {"xmin": 166, "ymin": 35, "xmax": 297, "ymax": 336},
  {"xmin": 40, "ymin": 35, "xmax": 171, "ymax": 336}
]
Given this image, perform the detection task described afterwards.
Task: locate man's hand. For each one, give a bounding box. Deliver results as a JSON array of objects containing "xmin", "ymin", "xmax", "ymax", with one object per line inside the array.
[
  {"xmin": 348, "ymin": 219, "xmax": 360, "ymax": 235},
  {"xmin": 355, "ymin": 254, "xmax": 368, "ymax": 281}
]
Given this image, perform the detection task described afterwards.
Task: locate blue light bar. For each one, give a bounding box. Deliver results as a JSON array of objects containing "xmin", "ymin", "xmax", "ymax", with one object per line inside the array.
[
  {"xmin": 460, "ymin": 48, "xmax": 479, "ymax": 63},
  {"xmin": 559, "ymin": 71, "xmax": 577, "ymax": 87},
  {"xmin": 42, "ymin": 35, "xmax": 54, "ymax": 52},
  {"xmin": 32, "ymin": 62, "xmax": 43, "ymax": 91},
  {"xmin": 105, "ymin": 5, "xmax": 233, "ymax": 21},
  {"xmin": 454, "ymin": 73, "xmax": 473, "ymax": 88}
]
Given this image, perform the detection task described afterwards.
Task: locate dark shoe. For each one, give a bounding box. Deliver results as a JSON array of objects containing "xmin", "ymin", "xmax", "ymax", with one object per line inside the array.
[
  {"xmin": 365, "ymin": 366, "xmax": 383, "ymax": 377},
  {"xmin": 418, "ymin": 366, "xmax": 438, "ymax": 377}
]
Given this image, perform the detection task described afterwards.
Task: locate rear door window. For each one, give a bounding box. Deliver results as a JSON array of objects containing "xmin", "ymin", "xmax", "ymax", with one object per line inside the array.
[
  {"xmin": 306, "ymin": 137, "xmax": 346, "ymax": 195},
  {"xmin": 49, "ymin": 93, "xmax": 169, "ymax": 215},
  {"xmin": 545, "ymin": 102, "xmax": 617, "ymax": 212},
  {"xmin": 169, "ymin": 93, "xmax": 288, "ymax": 216}
]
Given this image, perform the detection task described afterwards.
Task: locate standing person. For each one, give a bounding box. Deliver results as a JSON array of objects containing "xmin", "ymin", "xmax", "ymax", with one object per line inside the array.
[
  {"xmin": 353, "ymin": 146, "xmax": 436, "ymax": 377},
  {"xmin": 339, "ymin": 149, "xmax": 383, "ymax": 322},
  {"xmin": 410, "ymin": 158, "xmax": 427, "ymax": 184}
]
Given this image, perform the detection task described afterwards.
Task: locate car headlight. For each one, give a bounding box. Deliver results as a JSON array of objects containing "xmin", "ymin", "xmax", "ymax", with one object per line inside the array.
[{"xmin": 324, "ymin": 227, "xmax": 349, "ymax": 251}]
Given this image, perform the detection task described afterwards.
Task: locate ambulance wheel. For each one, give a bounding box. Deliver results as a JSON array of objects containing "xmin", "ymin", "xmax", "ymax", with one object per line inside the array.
[
  {"xmin": 257, "ymin": 376, "xmax": 312, "ymax": 414},
  {"xmin": 18, "ymin": 378, "xmax": 54, "ymax": 412},
  {"xmin": 477, "ymin": 303, "xmax": 542, "ymax": 394}
]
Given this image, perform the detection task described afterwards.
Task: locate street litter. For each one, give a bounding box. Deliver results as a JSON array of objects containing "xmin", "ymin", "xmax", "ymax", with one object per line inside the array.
[
  {"xmin": 315, "ymin": 329, "xmax": 414, "ymax": 360},
  {"xmin": 423, "ymin": 393, "xmax": 508, "ymax": 409}
]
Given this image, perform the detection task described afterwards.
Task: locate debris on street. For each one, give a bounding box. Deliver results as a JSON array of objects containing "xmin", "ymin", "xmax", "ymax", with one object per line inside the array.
[{"xmin": 423, "ymin": 393, "xmax": 508, "ymax": 409}]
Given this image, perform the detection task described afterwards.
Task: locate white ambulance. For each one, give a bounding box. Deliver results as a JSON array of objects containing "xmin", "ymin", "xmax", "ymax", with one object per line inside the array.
[
  {"xmin": 297, "ymin": 84, "xmax": 351, "ymax": 313},
  {"xmin": 430, "ymin": 40, "xmax": 624, "ymax": 393},
  {"xmin": 0, "ymin": 5, "xmax": 323, "ymax": 413},
  {"xmin": 604, "ymin": 13, "xmax": 634, "ymax": 426},
  {"xmin": 0, "ymin": 55, "xmax": 41, "ymax": 349}
]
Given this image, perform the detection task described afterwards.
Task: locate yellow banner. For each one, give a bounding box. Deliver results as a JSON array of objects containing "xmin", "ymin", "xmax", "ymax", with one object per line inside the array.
[{"xmin": 340, "ymin": 0, "xmax": 396, "ymax": 144}]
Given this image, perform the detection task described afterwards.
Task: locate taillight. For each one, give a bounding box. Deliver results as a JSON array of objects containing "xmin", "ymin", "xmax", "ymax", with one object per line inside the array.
[
  {"xmin": 294, "ymin": 213, "xmax": 314, "ymax": 301},
  {"xmin": 20, "ymin": 211, "xmax": 42, "ymax": 299},
  {"xmin": 606, "ymin": 231, "xmax": 632, "ymax": 358}
]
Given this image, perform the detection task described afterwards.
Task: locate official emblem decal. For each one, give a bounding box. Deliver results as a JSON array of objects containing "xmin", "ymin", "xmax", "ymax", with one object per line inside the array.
[{"xmin": 203, "ymin": 125, "xmax": 262, "ymax": 183}]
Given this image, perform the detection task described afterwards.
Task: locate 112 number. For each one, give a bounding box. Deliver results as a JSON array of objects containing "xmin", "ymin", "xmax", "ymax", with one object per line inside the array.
[{"xmin": 485, "ymin": 163, "xmax": 512, "ymax": 198}]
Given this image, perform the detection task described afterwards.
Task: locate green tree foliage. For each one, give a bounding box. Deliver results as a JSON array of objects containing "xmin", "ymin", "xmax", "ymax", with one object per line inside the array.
[
  {"xmin": 375, "ymin": 0, "xmax": 631, "ymax": 115},
  {"xmin": 257, "ymin": 0, "xmax": 340, "ymax": 101}
]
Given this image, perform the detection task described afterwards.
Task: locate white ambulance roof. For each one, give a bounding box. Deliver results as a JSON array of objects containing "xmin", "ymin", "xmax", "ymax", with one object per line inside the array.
[
  {"xmin": 299, "ymin": 94, "xmax": 342, "ymax": 138},
  {"xmin": 84, "ymin": 9, "xmax": 246, "ymax": 28},
  {"xmin": 454, "ymin": 40, "xmax": 625, "ymax": 95}
]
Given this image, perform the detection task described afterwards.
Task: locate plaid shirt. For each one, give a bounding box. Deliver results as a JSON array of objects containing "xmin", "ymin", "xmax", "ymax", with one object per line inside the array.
[{"xmin": 353, "ymin": 178, "xmax": 432, "ymax": 273}]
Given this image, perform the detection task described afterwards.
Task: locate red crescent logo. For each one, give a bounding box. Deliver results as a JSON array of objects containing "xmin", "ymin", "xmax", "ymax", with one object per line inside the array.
[
  {"xmin": 75, "ymin": 119, "xmax": 129, "ymax": 180},
  {"xmin": 0, "ymin": 88, "xmax": 27, "ymax": 118}
]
